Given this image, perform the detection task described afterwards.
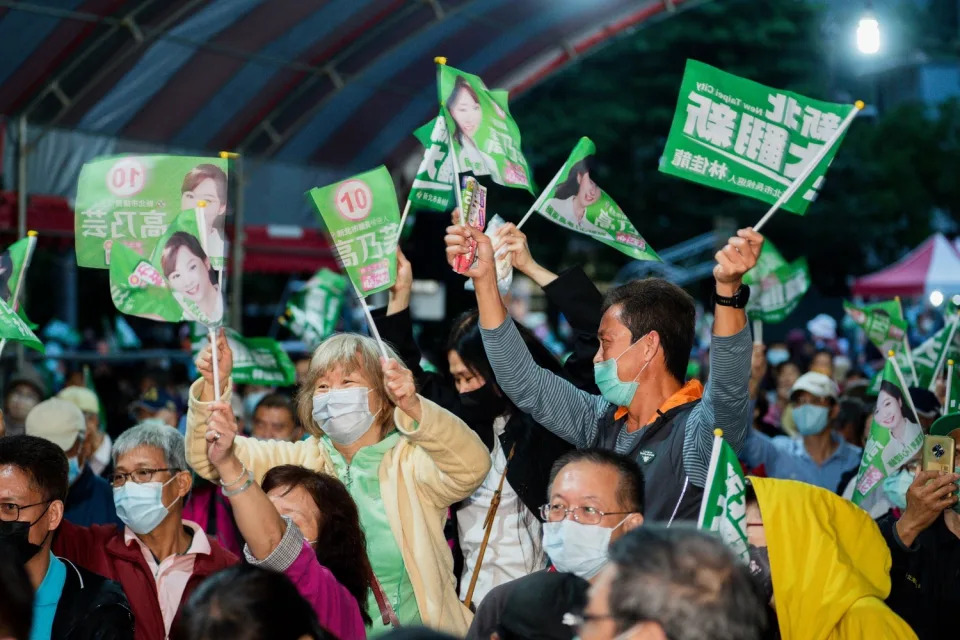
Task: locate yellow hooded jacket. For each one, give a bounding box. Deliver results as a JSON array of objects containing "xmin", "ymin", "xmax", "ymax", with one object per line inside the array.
[{"xmin": 750, "ymin": 477, "xmax": 916, "ymax": 640}]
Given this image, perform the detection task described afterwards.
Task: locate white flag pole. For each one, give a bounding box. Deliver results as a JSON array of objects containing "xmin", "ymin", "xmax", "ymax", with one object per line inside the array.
[
  {"xmin": 696, "ymin": 429, "xmax": 724, "ymax": 529},
  {"xmin": 888, "ymin": 350, "xmax": 922, "ymax": 422},
  {"xmin": 517, "ymin": 164, "xmax": 565, "ymax": 230},
  {"xmin": 435, "ymin": 57, "xmax": 465, "ymax": 219},
  {"xmin": 753, "ymin": 101, "xmax": 863, "ymax": 233},
  {"xmin": 902, "ymin": 335, "xmax": 920, "ymax": 387},
  {"xmin": 929, "ymin": 314, "xmax": 959, "ymax": 391},
  {"xmin": 0, "ymin": 231, "xmax": 38, "ymax": 361},
  {"xmin": 752, "ymin": 319, "xmax": 763, "ymax": 346},
  {"xmin": 349, "ymin": 280, "xmax": 390, "ymax": 361},
  {"xmin": 398, "ymin": 200, "xmax": 412, "ymax": 238},
  {"xmin": 209, "ymin": 328, "xmax": 222, "ymax": 403},
  {"xmin": 946, "ymin": 359, "xmax": 955, "ymax": 416}
]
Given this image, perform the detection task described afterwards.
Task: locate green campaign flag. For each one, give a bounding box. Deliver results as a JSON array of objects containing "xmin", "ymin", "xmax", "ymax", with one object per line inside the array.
[
  {"xmin": 697, "ymin": 433, "xmax": 749, "ymax": 563},
  {"xmin": 192, "ymin": 326, "xmax": 296, "ymax": 387},
  {"xmin": 946, "ymin": 362, "xmax": 960, "ymax": 414},
  {"xmin": 75, "ymin": 155, "xmax": 229, "ymax": 269},
  {"xmin": 0, "ymin": 234, "xmax": 38, "ymax": 329},
  {"xmin": 661, "ymin": 60, "xmax": 855, "ymax": 214},
  {"xmin": 910, "ymin": 318, "xmax": 960, "ymax": 390},
  {"xmin": 109, "ymin": 210, "xmax": 224, "ymax": 326},
  {"xmin": 0, "ymin": 297, "xmax": 43, "ymax": 353},
  {"xmin": 409, "ymin": 116, "xmax": 455, "ymax": 212},
  {"xmin": 530, "ymin": 137, "xmax": 660, "ymax": 262},
  {"xmin": 307, "ymin": 167, "xmax": 400, "ymax": 297},
  {"xmin": 742, "ymin": 241, "xmax": 786, "ymax": 286},
  {"xmin": 280, "ymin": 269, "xmax": 348, "ymax": 348},
  {"xmin": 437, "ymin": 64, "xmax": 535, "ymax": 193},
  {"xmin": 844, "ymin": 300, "xmax": 908, "ymax": 357},
  {"xmin": 853, "ymin": 358, "xmax": 924, "ymax": 504},
  {"xmin": 745, "ymin": 257, "xmax": 810, "ymax": 324}
]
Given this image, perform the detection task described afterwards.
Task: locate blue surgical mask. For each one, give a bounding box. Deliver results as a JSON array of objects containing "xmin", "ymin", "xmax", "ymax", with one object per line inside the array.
[
  {"xmin": 67, "ymin": 456, "xmax": 81, "ymax": 486},
  {"xmin": 114, "ymin": 476, "xmax": 179, "ymax": 535},
  {"xmin": 766, "ymin": 348, "xmax": 790, "ymax": 367},
  {"xmin": 793, "ymin": 404, "xmax": 829, "ymax": 436},
  {"xmin": 882, "ymin": 469, "xmax": 914, "ymax": 510},
  {"xmin": 543, "ymin": 517, "xmax": 628, "ymax": 580},
  {"xmin": 593, "ymin": 336, "xmax": 653, "ymax": 408}
]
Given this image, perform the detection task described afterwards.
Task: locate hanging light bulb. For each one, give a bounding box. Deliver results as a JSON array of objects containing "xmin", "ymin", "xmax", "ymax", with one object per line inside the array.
[{"xmin": 857, "ymin": 14, "xmax": 880, "ymax": 54}]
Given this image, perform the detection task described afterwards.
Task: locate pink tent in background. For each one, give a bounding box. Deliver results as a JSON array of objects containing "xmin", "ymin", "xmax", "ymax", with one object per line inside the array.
[{"xmin": 852, "ymin": 233, "xmax": 960, "ymax": 297}]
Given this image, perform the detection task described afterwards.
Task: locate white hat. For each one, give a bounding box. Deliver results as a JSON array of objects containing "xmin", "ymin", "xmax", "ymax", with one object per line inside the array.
[
  {"xmin": 790, "ymin": 372, "xmax": 839, "ymax": 401},
  {"xmin": 57, "ymin": 386, "xmax": 100, "ymax": 415},
  {"xmin": 25, "ymin": 398, "xmax": 86, "ymax": 451}
]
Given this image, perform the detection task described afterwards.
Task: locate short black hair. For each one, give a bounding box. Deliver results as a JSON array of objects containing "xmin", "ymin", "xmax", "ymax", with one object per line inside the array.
[
  {"xmin": 548, "ymin": 448, "xmax": 645, "ymax": 515},
  {"xmin": 607, "ymin": 525, "xmax": 769, "ymax": 640},
  {"xmin": 601, "ymin": 278, "xmax": 695, "ymax": 383},
  {"xmin": 254, "ymin": 393, "xmax": 297, "ymax": 425},
  {"xmin": 173, "ymin": 564, "xmax": 334, "ymax": 640},
  {"xmin": 0, "ymin": 435, "xmax": 68, "ymax": 503}
]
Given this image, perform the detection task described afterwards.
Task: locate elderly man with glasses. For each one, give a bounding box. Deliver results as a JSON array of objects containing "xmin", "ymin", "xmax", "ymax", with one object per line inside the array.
[{"xmin": 53, "ymin": 420, "xmax": 238, "ymax": 640}]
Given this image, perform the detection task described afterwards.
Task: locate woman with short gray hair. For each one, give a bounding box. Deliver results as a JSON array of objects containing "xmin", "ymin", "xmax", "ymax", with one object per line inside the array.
[{"xmin": 186, "ymin": 331, "xmax": 490, "ymax": 637}]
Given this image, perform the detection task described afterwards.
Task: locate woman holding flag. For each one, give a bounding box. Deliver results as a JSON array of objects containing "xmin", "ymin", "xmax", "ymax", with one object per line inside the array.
[{"xmin": 185, "ymin": 331, "xmax": 490, "ymax": 636}]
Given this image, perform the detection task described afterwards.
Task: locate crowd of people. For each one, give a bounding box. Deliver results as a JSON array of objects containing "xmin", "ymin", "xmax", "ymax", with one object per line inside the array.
[{"xmin": 0, "ymin": 217, "xmax": 955, "ymax": 640}]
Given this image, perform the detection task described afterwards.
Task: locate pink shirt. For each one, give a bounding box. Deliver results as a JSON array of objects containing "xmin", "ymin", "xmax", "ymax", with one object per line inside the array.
[{"xmin": 124, "ymin": 520, "xmax": 211, "ymax": 637}]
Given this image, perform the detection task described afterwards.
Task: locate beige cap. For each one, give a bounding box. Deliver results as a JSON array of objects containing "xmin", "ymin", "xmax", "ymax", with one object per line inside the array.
[
  {"xmin": 25, "ymin": 398, "xmax": 86, "ymax": 451},
  {"xmin": 57, "ymin": 386, "xmax": 100, "ymax": 415}
]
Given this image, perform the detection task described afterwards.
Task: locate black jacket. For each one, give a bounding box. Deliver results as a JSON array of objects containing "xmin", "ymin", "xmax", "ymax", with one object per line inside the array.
[
  {"xmin": 877, "ymin": 512, "xmax": 960, "ymax": 640},
  {"xmin": 53, "ymin": 558, "xmax": 134, "ymax": 640}
]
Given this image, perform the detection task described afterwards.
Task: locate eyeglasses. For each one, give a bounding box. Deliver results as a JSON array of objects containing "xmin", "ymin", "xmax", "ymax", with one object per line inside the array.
[
  {"xmin": 539, "ymin": 503, "xmax": 634, "ymax": 525},
  {"xmin": 563, "ymin": 612, "xmax": 642, "ymax": 631},
  {"xmin": 0, "ymin": 500, "xmax": 51, "ymax": 522},
  {"xmin": 110, "ymin": 468, "xmax": 181, "ymax": 488}
]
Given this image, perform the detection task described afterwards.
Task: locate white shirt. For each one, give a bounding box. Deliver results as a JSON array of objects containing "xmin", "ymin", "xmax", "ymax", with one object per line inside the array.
[
  {"xmin": 88, "ymin": 433, "xmax": 112, "ymax": 476},
  {"xmin": 458, "ymin": 415, "xmax": 545, "ymax": 605}
]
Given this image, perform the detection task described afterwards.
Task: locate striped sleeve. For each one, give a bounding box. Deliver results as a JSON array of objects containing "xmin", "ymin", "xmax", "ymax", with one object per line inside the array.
[
  {"xmin": 244, "ymin": 516, "xmax": 303, "ymax": 571},
  {"xmin": 480, "ymin": 316, "xmax": 609, "ymax": 448},
  {"xmin": 683, "ymin": 325, "xmax": 753, "ymax": 487}
]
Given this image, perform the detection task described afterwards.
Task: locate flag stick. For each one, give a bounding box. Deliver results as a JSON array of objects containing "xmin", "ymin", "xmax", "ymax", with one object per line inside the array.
[
  {"xmin": 435, "ymin": 57, "xmax": 465, "ymax": 218},
  {"xmin": 349, "ymin": 280, "xmax": 390, "ymax": 360},
  {"xmin": 946, "ymin": 360, "xmax": 955, "ymax": 416},
  {"xmin": 753, "ymin": 101, "xmax": 863, "ymax": 233},
  {"xmin": 752, "ymin": 319, "xmax": 763, "ymax": 346},
  {"xmin": 398, "ymin": 200, "xmax": 412, "ymax": 238},
  {"xmin": 517, "ymin": 164, "xmax": 565, "ymax": 230},
  {"xmin": 209, "ymin": 328, "xmax": 222, "ymax": 403},
  {"xmin": 929, "ymin": 314, "xmax": 959, "ymax": 391},
  {"xmin": 696, "ymin": 428, "xmax": 724, "ymax": 529},
  {"xmin": 902, "ymin": 335, "xmax": 919, "ymax": 387},
  {"xmin": 888, "ymin": 350, "xmax": 922, "ymax": 422},
  {"xmin": 0, "ymin": 231, "xmax": 37, "ymax": 361}
]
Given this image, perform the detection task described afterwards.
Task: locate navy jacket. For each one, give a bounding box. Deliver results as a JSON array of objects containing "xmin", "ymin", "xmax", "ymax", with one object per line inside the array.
[{"xmin": 65, "ymin": 465, "xmax": 122, "ymax": 528}]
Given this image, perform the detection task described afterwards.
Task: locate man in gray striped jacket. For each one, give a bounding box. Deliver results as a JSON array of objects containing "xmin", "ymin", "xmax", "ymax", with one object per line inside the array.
[{"xmin": 445, "ymin": 224, "xmax": 763, "ymax": 524}]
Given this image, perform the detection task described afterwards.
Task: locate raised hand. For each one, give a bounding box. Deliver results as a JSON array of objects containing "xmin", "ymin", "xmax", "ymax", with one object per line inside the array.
[
  {"xmin": 714, "ymin": 227, "xmax": 764, "ymax": 296},
  {"xmin": 196, "ymin": 329, "xmax": 233, "ymax": 400},
  {"xmin": 444, "ymin": 224, "xmax": 495, "ymax": 281},
  {"xmin": 382, "ymin": 358, "xmax": 421, "ymax": 423},
  {"xmin": 205, "ymin": 401, "xmax": 240, "ymax": 470}
]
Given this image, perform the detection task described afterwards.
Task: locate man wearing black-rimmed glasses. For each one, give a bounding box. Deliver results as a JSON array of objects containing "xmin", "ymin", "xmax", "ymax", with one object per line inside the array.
[
  {"xmin": 0, "ymin": 434, "xmax": 133, "ymax": 639},
  {"xmin": 52, "ymin": 420, "xmax": 238, "ymax": 640}
]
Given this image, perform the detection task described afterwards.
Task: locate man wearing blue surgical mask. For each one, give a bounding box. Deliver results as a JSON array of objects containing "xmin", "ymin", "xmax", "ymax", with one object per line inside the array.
[
  {"xmin": 51, "ymin": 421, "xmax": 238, "ymax": 639},
  {"xmin": 25, "ymin": 399, "xmax": 120, "ymax": 528},
  {"xmin": 741, "ymin": 372, "xmax": 862, "ymax": 491}
]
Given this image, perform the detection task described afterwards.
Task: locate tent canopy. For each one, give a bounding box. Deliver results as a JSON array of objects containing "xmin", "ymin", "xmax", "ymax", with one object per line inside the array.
[{"xmin": 851, "ymin": 233, "xmax": 960, "ymax": 298}]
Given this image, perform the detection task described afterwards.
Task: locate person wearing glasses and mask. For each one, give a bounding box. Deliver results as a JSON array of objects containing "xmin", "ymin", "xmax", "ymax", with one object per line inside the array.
[
  {"xmin": 466, "ymin": 449, "xmax": 644, "ymax": 640},
  {"xmin": 53, "ymin": 420, "xmax": 239, "ymax": 640},
  {"xmin": 0, "ymin": 435, "xmax": 134, "ymax": 640},
  {"xmin": 185, "ymin": 331, "xmax": 490, "ymax": 637}
]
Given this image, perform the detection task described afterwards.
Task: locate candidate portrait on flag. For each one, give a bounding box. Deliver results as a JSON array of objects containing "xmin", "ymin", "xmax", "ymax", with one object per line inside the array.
[
  {"xmin": 160, "ymin": 231, "xmax": 223, "ymax": 326},
  {"xmin": 543, "ymin": 154, "xmax": 608, "ymax": 240},
  {"xmin": 875, "ymin": 380, "xmax": 921, "ymax": 468},
  {"xmin": 180, "ymin": 163, "xmax": 229, "ymax": 267}
]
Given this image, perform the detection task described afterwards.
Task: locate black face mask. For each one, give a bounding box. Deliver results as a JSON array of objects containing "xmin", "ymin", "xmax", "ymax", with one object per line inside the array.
[
  {"xmin": 748, "ymin": 545, "xmax": 774, "ymax": 604},
  {"xmin": 459, "ymin": 383, "xmax": 509, "ymax": 424},
  {"xmin": 0, "ymin": 502, "xmax": 51, "ymax": 566}
]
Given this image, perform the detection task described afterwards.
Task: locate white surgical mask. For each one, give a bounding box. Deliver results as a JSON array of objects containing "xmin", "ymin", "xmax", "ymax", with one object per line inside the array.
[
  {"xmin": 312, "ymin": 387, "xmax": 379, "ymax": 445},
  {"xmin": 543, "ymin": 517, "xmax": 628, "ymax": 579},
  {"xmin": 114, "ymin": 476, "xmax": 179, "ymax": 535}
]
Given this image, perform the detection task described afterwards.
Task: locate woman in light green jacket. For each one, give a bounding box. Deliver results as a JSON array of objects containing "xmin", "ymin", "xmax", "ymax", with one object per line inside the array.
[{"xmin": 186, "ymin": 331, "xmax": 491, "ymax": 637}]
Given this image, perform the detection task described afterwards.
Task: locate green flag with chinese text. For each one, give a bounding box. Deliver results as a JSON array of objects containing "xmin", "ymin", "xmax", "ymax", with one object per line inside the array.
[
  {"xmin": 530, "ymin": 137, "xmax": 659, "ymax": 262},
  {"xmin": 75, "ymin": 155, "xmax": 229, "ymax": 269},
  {"xmin": 409, "ymin": 116, "xmax": 455, "ymax": 212},
  {"xmin": 698, "ymin": 433, "xmax": 749, "ymax": 563},
  {"xmin": 191, "ymin": 326, "xmax": 295, "ymax": 387},
  {"xmin": 844, "ymin": 300, "xmax": 908, "ymax": 357},
  {"xmin": 661, "ymin": 60, "xmax": 855, "ymax": 214},
  {"xmin": 743, "ymin": 242, "xmax": 809, "ymax": 324},
  {"xmin": 307, "ymin": 167, "xmax": 400, "ymax": 297},
  {"xmin": 0, "ymin": 297, "xmax": 43, "ymax": 352},
  {"xmin": 280, "ymin": 269, "xmax": 348, "ymax": 349},
  {"xmin": 437, "ymin": 64, "xmax": 535, "ymax": 193}
]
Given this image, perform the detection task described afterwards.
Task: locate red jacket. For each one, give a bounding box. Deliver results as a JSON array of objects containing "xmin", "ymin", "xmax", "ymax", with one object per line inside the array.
[{"xmin": 54, "ymin": 519, "xmax": 239, "ymax": 640}]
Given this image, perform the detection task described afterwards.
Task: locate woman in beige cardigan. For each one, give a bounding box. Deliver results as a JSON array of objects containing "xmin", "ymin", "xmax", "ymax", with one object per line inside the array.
[{"xmin": 186, "ymin": 331, "xmax": 491, "ymax": 637}]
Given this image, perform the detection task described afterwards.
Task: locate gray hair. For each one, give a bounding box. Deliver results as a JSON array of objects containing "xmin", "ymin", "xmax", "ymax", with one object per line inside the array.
[
  {"xmin": 113, "ymin": 419, "xmax": 188, "ymax": 471},
  {"xmin": 296, "ymin": 333, "xmax": 403, "ymax": 438},
  {"xmin": 607, "ymin": 525, "xmax": 769, "ymax": 640}
]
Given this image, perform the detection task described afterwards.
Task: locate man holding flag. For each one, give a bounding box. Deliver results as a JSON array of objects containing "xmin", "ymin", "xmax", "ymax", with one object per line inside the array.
[{"xmin": 447, "ymin": 223, "xmax": 762, "ymax": 522}]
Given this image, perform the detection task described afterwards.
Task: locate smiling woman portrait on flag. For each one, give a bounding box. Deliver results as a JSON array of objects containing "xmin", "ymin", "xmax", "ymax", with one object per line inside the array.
[
  {"xmin": 160, "ymin": 231, "xmax": 223, "ymax": 327},
  {"xmin": 875, "ymin": 380, "xmax": 921, "ymax": 468},
  {"xmin": 445, "ymin": 76, "xmax": 500, "ymax": 181},
  {"xmin": 544, "ymin": 155, "xmax": 609, "ymax": 240}
]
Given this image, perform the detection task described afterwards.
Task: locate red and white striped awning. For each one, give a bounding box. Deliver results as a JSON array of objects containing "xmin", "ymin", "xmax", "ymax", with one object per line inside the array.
[{"xmin": 852, "ymin": 233, "xmax": 960, "ymax": 297}]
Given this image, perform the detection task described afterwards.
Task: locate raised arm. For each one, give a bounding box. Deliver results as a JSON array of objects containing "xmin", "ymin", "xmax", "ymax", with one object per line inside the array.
[
  {"xmin": 445, "ymin": 224, "xmax": 608, "ymax": 448},
  {"xmin": 683, "ymin": 228, "xmax": 763, "ymax": 487}
]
